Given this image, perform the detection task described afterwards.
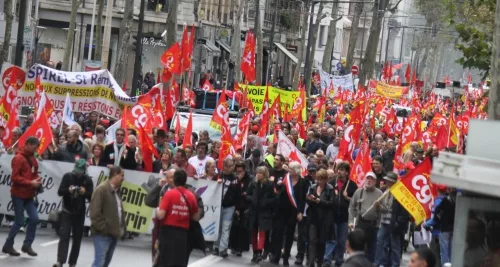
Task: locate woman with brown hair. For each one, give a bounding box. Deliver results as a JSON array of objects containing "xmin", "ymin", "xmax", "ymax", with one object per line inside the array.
[
  {"xmin": 200, "ymin": 160, "xmax": 217, "ymax": 180},
  {"xmin": 306, "ymin": 169, "xmax": 335, "ymax": 267},
  {"xmin": 88, "ymin": 143, "xmax": 105, "ymax": 166},
  {"xmin": 153, "ymin": 149, "xmax": 173, "ymax": 173},
  {"xmin": 246, "ymin": 166, "xmax": 275, "ymax": 263}
]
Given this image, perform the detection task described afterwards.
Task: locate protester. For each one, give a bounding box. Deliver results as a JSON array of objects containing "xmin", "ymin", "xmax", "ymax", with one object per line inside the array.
[
  {"xmin": 156, "ymin": 169, "xmax": 201, "ymax": 267},
  {"xmin": 409, "ymin": 247, "xmax": 437, "ymax": 267},
  {"xmin": 348, "ymin": 172, "xmax": 383, "ymax": 262},
  {"xmin": 90, "ymin": 166, "xmax": 126, "ymax": 267},
  {"xmin": 244, "ymin": 148, "xmax": 265, "ymax": 177},
  {"xmin": 188, "ymin": 141, "xmax": 214, "ymax": 179},
  {"xmin": 54, "ymin": 130, "xmax": 89, "ymax": 162},
  {"xmin": 54, "ymin": 159, "xmax": 94, "ymax": 267},
  {"xmin": 173, "ymin": 148, "xmax": 197, "ymax": 177},
  {"xmin": 89, "ymin": 143, "xmax": 105, "ymax": 166},
  {"xmin": 2, "ymin": 137, "xmax": 41, "ymax": 257},
  {"xmin": 229, "ymin": 162, "xmax": 252, "ymax": 256},
  {"xmin": 152, "ymin": 149, "xmax": 173, "ymax": 173},
  {"xmin": 341, "ymin": 229, "xmax": 372, "ymax": 267},
  {"xmin": 101, "ymin": 129, "xmax": 138, "ymax": 170},
  {"xmin": 200, "ymin": 160, "xmax": 217, "ymax": 180}
]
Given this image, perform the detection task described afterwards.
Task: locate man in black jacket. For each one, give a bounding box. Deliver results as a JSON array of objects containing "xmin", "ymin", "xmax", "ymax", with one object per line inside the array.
[
  {"xmin": 53, "ymin": 159, "xmax": 93, "ymax": 267},
  {"xmin": 54, "ymin": 130, "xmax": 88, "ymax": 163},
  {"xmin": 101, "ymin": 128, "xmax": 137, "ymax": 170},
  {"xmin": 382, "ymin": 140, "xmax": 396, "ymax": 172},
  {"xmin": 342, "ymin": 229, "xmax": 372, "ymax": 267},
  {"xmin": 323, "ymin": 162, "xmax": 358, "ymax": 267}
]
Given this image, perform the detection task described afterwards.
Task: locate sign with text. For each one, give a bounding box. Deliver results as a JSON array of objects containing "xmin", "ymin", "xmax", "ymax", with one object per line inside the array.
[
  {"xmin": 0, "ymin": 156, "xmax": 222, "ymax": 240},
  {"xmin": 375, "ymin": 82, "xmax": 407, "ymax": 100}
]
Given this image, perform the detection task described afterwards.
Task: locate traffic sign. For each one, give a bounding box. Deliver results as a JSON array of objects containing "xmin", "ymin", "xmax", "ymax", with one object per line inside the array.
[{"xmin": 351, "ymin": 65, "xmax": 359, "ymax": 75}]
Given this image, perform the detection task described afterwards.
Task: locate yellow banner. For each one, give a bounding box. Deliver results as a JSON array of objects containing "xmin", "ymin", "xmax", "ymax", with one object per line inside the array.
[
  {"xmin": 241, "ymin": 85, "xmax": 305, "ymax": 118},
  {"xmin": 119, "ymin": 181, "xmax": 154, "ymax": 233},
  {"xmin": 375, "ymin": 82, "xmax": 404, "ymax": 100},
  {"xmin": 390, "ymin": 181, "xmax": 428, "ymax": 225}
]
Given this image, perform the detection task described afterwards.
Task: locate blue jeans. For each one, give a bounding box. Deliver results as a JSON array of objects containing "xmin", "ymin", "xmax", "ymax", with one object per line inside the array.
[
  {"xmin": 323, "ymin": 222, "xmax": 348, "ymax": 266},
  {"xmin": 214, "ymin": 206, "xmax": 235, "ymax": 252},
  {"xmin": 3, "ymin": 195, "xmax": 39, "ymax": 249},
  {"xmin": 375, "ymin": 223, "xmax": 391, "ymax": 266},
  {"xmin": 439, "ymin": 232, "xmax": 453, "ymax": 265},
  {"xmin": 92, "ymin": 234, "xmax": 118, "ymax": 267}
]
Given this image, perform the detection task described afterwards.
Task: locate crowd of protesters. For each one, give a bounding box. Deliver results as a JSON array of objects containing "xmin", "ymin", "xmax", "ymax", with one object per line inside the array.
[{"xmin": 2, "ymin": 100, "xmax": 498, "ymax": 267}]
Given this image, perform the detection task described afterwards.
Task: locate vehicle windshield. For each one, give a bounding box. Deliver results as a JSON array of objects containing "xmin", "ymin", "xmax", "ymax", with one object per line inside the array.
[{"xmin": 171, "ymin": 112, "xmax": 238, "ymax": 141}]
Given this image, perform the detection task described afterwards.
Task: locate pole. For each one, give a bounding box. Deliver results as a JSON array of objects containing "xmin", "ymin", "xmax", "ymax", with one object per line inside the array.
[
  {"xmin": 384, "ymin": 27, "xmax": 392, "ymax": 64},
  {"xmin": 267, "ymin": 2, "xmax": 278, "ymax": 85},
  {"xmin": 304, "ymin": 1, "xmax": 317, "ymax": 97},
  {"xmin": 410, "ymin": 29, "xmax": 416, "ymax": 68},
  {"xmin": 14, "ymin": 0, "xmax": 27, "ymax": 66},
  {"xmin": 379, "ymin": 16, "xmax": 385, "ymax": 65},
  {"xmin": 196, "ymin": 22, "xmax": 203, "ymax": 87},
  {"xmin": 71, "ymin": 30, "xmax": 76, "ymax": 71},
  {"xmin": 132, "ymin": 0, "xmax": 145, "ymax": 96},
  {"xmin": 399, "ymin": 27, "xmax": 405, "ymax": 63},
  {"xmin": 359, "ymin": 11, "xmax": 367, "ymax": 69},
  {"xmin": 88, "ymin": 0, "xmax": 97, "ymax": 60}
]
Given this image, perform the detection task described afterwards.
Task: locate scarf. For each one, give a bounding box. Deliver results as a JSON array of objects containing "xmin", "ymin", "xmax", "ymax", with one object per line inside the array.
[
  {"xmin": 113, "ymin": 142, "xmax": 126, "ymax": 166},
  {"xmin": 283, "ymin": 174, "xmax": 298, "ymax": 209}
]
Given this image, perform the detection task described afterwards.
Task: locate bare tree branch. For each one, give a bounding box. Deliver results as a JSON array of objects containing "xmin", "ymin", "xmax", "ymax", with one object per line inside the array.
[{"xmin": 388, "ymin": 0, "xmax": 403, "ymax": 13}]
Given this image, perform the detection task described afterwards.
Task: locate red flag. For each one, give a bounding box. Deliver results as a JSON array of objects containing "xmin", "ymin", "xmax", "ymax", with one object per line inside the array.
[
  {"xmin": 209, "ymin": 90, "xmax": 228, "ymax": 132},
  {"xmin": 160, "ymin": 42, "xmax": 182, "ymax": 75},
  {"xmin": 138, "ymin": 125, "xmax": 159, "ymax": 172},
  {"xmin": 201, "ymin": 79, "xmax": 214, "ymax": 91},
  {"xmin": 174, "ymin": 115, "xmax": 181, "ymax": 144},
  {"xmin": 390, "ymin": 158, "xmax": 435, "ymax": 225},
  {"xmin": 337, "ymin": 105, "xmax": 363, "ymax": 164},
  {"xmin": 218, "ymin": 122, "xmax": 235, "ymax": 170},
  {"xmin": 405, "ymin": 64, "xmax": 411, "ymax": 82},
  {"xmin": 349, "ymin": 141, "xmax": 372, "ymax": 187},
  {"xmin": 181, "ymin": 26, "xmax": 190, "ymax": 72},
  {"xmin": 152, "ymin": 96, "xmax": 165, "ymax": 130},
  {"xmin": 16, "ymin": 112, "xmax": 53, "ymax": 155},
  {"xmin": 183, "ymin": 111, "xmax": 193, "ymax": 148},
  {"xmin": 257, "ymin": 86, "xmax": 271, "ymax": 137},
  {"xmin": 240, "ymin": 31, "xmax": 256, "ymax": 82},
  {"xmin": 121, "ymin": 105, "xmax": 129, "ymax": 146}
]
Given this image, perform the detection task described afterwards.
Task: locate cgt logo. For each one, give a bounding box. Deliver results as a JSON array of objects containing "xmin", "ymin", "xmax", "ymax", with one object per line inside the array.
[{"xmin": 203, "ymin": 221, "xmax": 216, "ymax": 236}]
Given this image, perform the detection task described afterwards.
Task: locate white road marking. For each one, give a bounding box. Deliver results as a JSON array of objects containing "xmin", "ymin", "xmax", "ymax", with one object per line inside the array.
[
  {"xmin": 0, "ymin": 254, "xmax": 9, "ymax": 259},
  {"xmin": 188, "ymin": 254, "xmax": 223, "ymax": 267},
  {"xmin": 40, "ymin": 239, "xmax": 60, "ymax": 247}
]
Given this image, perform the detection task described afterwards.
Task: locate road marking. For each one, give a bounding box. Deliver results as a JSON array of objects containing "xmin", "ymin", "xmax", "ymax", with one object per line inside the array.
[
  {"xmin": 40, "ymin": 239, "xmax": 60, "ymax": 247},
  {"xmin": 188, "ymin": 254, "xmax": 223, "ymax": 267},
  {"xmin": 0, "ymin": 254, "xmax": 9, "ymax": 259}
]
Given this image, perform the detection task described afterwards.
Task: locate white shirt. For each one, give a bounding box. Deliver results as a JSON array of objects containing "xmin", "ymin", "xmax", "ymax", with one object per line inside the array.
[
  {"xmin": 188, "ymin": 155, "xmax": 214, "ymax": 178},
  {"xmin": 110, "ymin": 184, "xmax": 123, "ymax": 232}
]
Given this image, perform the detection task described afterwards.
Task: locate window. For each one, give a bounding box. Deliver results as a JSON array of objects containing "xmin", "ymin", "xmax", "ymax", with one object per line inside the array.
[{"xmin": 318, "ymin": 25, "xmax": 325, "ymax": 48}]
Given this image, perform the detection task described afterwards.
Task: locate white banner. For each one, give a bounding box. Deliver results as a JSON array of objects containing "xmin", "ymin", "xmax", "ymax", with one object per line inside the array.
[
  {"xmin": 0, "ymin": 63, "xmax": 138, "ymax": 119},
  {"xmin": 319, "ymin": 69, "xmax": 354, "ymax": 92},
  {"xmin": 277, "ymin": 130, "xmax": 309, "ymax": 170},
  {"xmin": 0, "ymin": 155, "xmax": 222, "ymax": 241}
]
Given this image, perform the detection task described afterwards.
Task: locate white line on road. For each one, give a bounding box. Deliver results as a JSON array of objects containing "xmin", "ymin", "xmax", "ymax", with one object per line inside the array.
[
  {"xmin": 188, "ymin": 254, "xmax": 223, "ymax": 267},
  {"xmin": 40, "ymin": 239, "xmax": 60, "ymax": 247}
]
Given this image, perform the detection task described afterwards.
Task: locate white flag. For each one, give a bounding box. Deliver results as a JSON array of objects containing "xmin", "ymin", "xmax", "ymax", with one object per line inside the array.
[
  {"xmin": 36, "ymin": 91, "xmax": 47, "ymax": 119},
  {"xmin": 60, "ymin": 93, "xmax": 77, "ymax": 133},
  {"xmin": 105, "ymin": 119, "xmax": 121, "ymax": 144}
]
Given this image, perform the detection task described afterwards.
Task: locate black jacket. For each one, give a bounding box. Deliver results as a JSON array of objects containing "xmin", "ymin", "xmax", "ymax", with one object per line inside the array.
[
  {"xmin": 219, "ymin": 172, "xmax": 240, "ymax": 208},
  {"xmin": 246, "ymin": 180, "xmax": 275, "ymax": 231},
  {"xmin": 101, "ymin": 142, "xmax": 138, "ymax": 170},
  {"xmin": 341, "ymin": 253, "xmax": 372, "ymax": 267},
  {"xmin": 390, "ymin": 198, "xmax": 410, "ymax": 234},
  {"xmin": 307, "ymin": 183, "xmax": 335, "ymax": 242},
  {"xmin": 58, "ymin": 172, "xmax": 94, "ymax": 214},
  {"xmin": 331, "ymin": 177, "xmax": 358, "ymax": 223},
  {"xmin": 382, "ymin": 150, "xmax": 395, "ymax": 172},
  {"xmin": 275, "ymin": 177, "xmax": 308, "ymax": 216},
  {"xmin": 235, "ymin": 174, "xmax": 252, "ymax": 213},
  {"xmin": 54, "ymin": 140, "xmax": 88, "ymax": 163},
  {"xmin": 434, "ymin": 194, "xmax": 456, "ymax": 232}
]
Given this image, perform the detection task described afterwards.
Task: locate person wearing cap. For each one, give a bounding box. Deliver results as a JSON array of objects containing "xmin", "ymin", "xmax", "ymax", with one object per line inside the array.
[
  {"xmin": 415, "ymin": 147, "xmax": 425, "ymax": 162},
  {"xmin": 375, "ymin": 172, "xmax": 410, "ymax": 267},
  {"xmin": 53, "ymin": 159, "xmax": 94, "ymax": 267},
  {"xmin": 348, "ymin": 172, "xmax": 383, "ymax": 263}
]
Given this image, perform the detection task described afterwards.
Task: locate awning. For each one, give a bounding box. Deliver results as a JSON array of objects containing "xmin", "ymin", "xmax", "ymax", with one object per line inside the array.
[
  {"xmin": 274, "ymin": 42, "xmax": 298, "ymax": 64},
  {"xmin": 216, "ymin": 40, "xmax": 231, "ymax": 54},
  {"xmin": 197, "ymin": 38, "xmax": 221, "ymax": 57}
]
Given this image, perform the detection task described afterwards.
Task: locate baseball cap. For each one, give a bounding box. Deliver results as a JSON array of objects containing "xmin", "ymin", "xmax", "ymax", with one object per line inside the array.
[
  {"xmin": 74, "ymin": 158, "xmax": 87, "ymax": 174},
  {"xmin": 383, "ymin": 172, "xmax": 398, "ymax": 183},
  {"xmin": 365, "ymin": 172, "xmax": 376, "ymax": 179},
  {"xmin": 416, "ymin": 147, "xmax": 424, "ymax": 153}
]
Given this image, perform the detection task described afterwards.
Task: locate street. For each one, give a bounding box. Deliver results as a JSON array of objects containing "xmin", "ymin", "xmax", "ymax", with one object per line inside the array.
[{"xmin": 0, "ymin": 227, "xmax": 412, "ymax": 267}]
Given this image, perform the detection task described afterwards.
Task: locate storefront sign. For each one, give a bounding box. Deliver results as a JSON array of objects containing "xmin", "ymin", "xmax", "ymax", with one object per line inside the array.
[
  {"xmin": 0, "ymin": 155, "xmax": 222, "ymax": 240},
  {"xmin": 142, "ymin": 37, "xmax": 167, "ymax": 48}
]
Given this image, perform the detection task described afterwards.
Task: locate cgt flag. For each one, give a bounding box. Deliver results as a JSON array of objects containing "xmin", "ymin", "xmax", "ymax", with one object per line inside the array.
[
  {"xmin": 17, "ymin": 112, "xmax": 53, "ymax": 155},
  {"xmin": 389, "ymin": 158, "xmax": 435, "ymax": 225},
  {"xmin": 240, "ymin": 31, "xmax": 256, "ymax": 83}
]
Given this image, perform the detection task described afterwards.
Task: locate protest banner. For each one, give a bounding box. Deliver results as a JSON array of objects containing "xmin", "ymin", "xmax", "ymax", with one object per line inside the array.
[
  {"xmin": 240, "ymin": 85, "xmax": 303, "ymax": 115},
  {"xmin": 0, "ymin": 155, "xmax": 222, "ymax": 241},
  {"xmin": 0, "ymin": 63, "xmax": 138, "ymax": 120},
  {"xmin": 319, "ymin": 69, "xmax": 354, "ymax": 91},
  {"xmin": 375, "ymin": 82, "xmax": 407, "ymax": 100}
]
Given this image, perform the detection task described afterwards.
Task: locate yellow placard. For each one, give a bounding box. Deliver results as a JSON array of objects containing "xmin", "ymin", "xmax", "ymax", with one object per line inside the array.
[
  {"xmin": 120, "ymin": 181, "xmax": 154, "ymax": 233},
  {"xmin": 390, "ymin": 181, "xmax": 427, "ymax": 225},
  {"xmin": 240, "ymin": 85, "xmax": 303, "ymax": 116},
  {"xmin": 375, "ymin": 82, "xmax": 405, "ymax": 100}
]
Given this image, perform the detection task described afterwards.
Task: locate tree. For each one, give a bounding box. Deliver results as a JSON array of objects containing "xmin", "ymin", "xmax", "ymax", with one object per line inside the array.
[
  {"xmin": 62, "ymin": 0, "xmax": 81, "ymax": 70},
  {"xmin": 94, "ymin": 0, "xmax": 105, "ymax": 60},
  {"xmin": 113, "ymin": 0, "xmax": 134, "ymax": 85},
  {"xmin": 0, "ymin": 0, "xmax": 13, "ymax": 68},
  {"xmin": 358, "ymin": 0, "xmax": 402, "ymax": 85},
  {"xmin": 254, "ymin": 0, "xmax": 263, "ymax": 84},
  {"xmin": 165, "ymin": 0, "xmax": 178, "ymax": 48},
  {"xmin": 230, "ymin": 0, "xmax": 244, "ymax": 83},
  {"xmin": 291, "ymin": 2, "xmax": 309, "ymax": 90},
  {"xmin": 321, "ymin": 2, "xmax": 341, "ymax": 72},
  {"xmin": 488, "ymin": 0, "xmax": 499, "ymax": 120},
  {"xmin": 345, "ymin": 3, "xmax": 364, "ymax": 70},
  {"xmin": 305, "ymin": 1, "xmax": 324, "ymax": 95}
]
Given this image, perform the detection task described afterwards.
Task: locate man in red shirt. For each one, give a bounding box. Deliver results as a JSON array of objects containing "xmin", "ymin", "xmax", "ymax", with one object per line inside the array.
[
  {"xmin": 156, "ymin": 169, "xmax": 201, "ymax": 266},
  {"xmin": 2, "ymin": 137, "xmax": 41, "ymax": 257}
]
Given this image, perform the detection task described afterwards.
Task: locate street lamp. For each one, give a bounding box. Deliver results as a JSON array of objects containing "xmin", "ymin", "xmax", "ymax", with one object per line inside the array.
[
  {"xmin": 303, "ymin": 0, "xmax": 376, "ymax": 96},
  {"xmin": 32, "ymin": 26, "xmax": 46, "ymax": 67}
]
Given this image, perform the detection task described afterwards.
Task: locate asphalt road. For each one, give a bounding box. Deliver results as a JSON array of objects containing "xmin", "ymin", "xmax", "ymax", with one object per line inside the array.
[{"xmin": 0, "ymin": 226, "xmax": 411, "ymax": 266}]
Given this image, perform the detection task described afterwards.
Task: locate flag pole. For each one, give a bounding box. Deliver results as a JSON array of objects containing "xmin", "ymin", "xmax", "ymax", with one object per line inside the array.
[{"xmin": 360, "ymin": 189, "xmax": 391, "ymax": 218}]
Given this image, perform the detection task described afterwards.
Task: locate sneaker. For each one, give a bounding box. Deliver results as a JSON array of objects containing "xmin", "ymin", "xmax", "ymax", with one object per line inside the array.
[
  {"xmin": 295, "ymin": 255, "xmax": 304, "ymax": 265},
  {"xmin": 20, "ymin": 227, "xmax": 25, "ymax": 233},
  {"xmin": 219, "ymin": 250, "xmax": 229, "ymax": 258},
  {"xmin": 212, "ymin": 248, "xmax": 219, "ymax": 256},
  {"xmin": 2, "ymin": 247, "xmax": 20, "ymax": 256},
  {"xmin": 262, "ymin": 251, "xmax": 269, "ymax": 261},
  {"xmin": 21, "ymin": 246, "xmax": 38, "ymax": 257},
  {"xmin": 283, "ymin": 257, "xmax": 290, "ymax": 266},
  {"xmin": 235, "ymin": 250, "xmax": 242, "ymax": 257}
]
